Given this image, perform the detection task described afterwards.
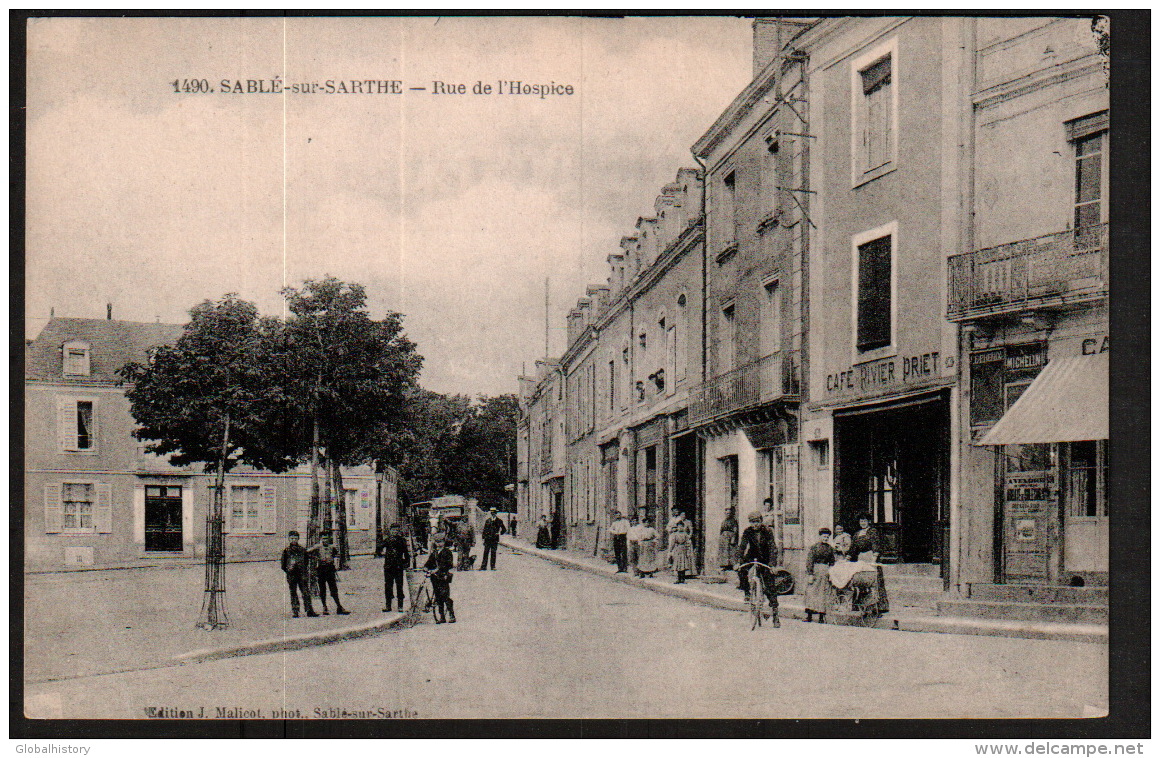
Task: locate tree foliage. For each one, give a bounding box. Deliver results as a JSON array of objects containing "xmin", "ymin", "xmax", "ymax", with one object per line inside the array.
[{"xmin": 119, "ymin": 295, "xmax": 297, "ymax": 473}]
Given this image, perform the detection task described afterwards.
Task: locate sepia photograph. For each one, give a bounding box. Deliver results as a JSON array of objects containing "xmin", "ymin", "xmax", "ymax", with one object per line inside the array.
[{"xmin": 14, "ymin": 11, "xmax": 1145, "ymax": 734}]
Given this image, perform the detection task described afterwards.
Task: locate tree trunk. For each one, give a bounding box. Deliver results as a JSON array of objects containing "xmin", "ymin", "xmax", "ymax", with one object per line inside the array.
[
  {"xmin": 309, "ymin": 414, "xmax": 321, "ymax": 547},
  {"xmin": 322, "ymin": 451, "xmax": 334, "ymax": 535},
  {"xmin": 333, "ymin": 460, "xmax": 350, "ymax": 569}
]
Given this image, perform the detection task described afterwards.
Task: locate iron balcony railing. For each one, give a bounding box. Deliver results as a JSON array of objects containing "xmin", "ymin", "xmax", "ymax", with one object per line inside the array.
[
  {"xmin": 688, "ymin": 351, "xmax": 796, "ymax": 427},
  {"xmin": 947, "ymin": 223, "xmax": 1107, "ymax": 321}
]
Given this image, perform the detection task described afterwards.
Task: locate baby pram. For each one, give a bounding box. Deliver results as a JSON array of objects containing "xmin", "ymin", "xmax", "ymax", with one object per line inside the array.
[{"xmin": 827, "ymin": 561, "xmax": 890, "ymax": 626}]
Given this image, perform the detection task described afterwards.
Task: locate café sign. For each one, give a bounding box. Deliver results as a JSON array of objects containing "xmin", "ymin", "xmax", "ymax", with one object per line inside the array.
[{"xmin": 826, "ymin": 350, "xmax": 942, "ymax": 395}]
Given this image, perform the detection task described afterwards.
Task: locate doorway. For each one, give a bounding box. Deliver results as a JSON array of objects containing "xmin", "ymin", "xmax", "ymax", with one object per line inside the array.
[
  {"xmin": 835, "ymin": 393, "xmax": 949, "ymax": 563},
  {"xmin": 145, "ymin": 485, "xmax": 183, "ymax": 552}
]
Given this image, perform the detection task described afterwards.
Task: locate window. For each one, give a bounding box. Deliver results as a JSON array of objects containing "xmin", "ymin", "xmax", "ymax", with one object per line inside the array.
[
  {"xmin": 720, "ymin": 171, "xmax": 737, "ymax": 246},
  {"xmin": 63, "ymin": 482, "xmax": 95, "ymax": 532},
  {"xmin": 675, "ymin": 294, "xmax": 688, "ymax": 382},
  {"xmin": 228, "ymin": 484, "xmax": 261, "ymax": 533},
  {"xmin": 719, "ymin": 303, "xmax": 736, "ymax": 374},
  {"xmin": 665, "ymin": 319, "xmax": 676, "ymax": 394},
  {"xmin": 58, "ymin": 396, "xmax": 98, "ymax": 452},
  {"xmin": 1065, "ymin": 441, "xmax": 1108, "ymax": 518},
  {"xmin": 856, "ymin": 234, "xmax": 893, "ymax": 352},
  {"xmin": 63, "ymin": 341, "xmax": 90, "ymax": 376},
  {"xmin": 760, "ymin": 280, "xmax": 781, "ymax": 356},
  {"xmin": 1074, "ymin": 132, "xmax": 1105, "ymax": 229},
  {"xmin": 851, "ymin": 39, "xmax": 897, "ymax": 182}
]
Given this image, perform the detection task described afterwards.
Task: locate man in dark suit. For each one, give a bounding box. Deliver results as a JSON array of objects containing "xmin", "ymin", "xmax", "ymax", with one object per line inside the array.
[
  {"xmin": 379, "ymin": 523, "xmax": 411, "ymax": 612},
  {"xmin": 738, "ymin": 512, "xmax": 781, "ymax": 627},
  {"xmin": 479, "ymin": 508, "xmax": 507, "ymax": 571}
]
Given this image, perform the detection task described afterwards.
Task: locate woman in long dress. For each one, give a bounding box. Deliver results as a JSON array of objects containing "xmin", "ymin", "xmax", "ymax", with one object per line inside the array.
[
  {"xmin": 669, "ymin": 520, "xmax": 695, "ymax": 584},
  {"xmin": 535, "ymin": 515, "xmax": 552, "ymax": 549},
  {"xmin": 636, "ymin": 519, "xmax": 659, "ymax": 577},
  {"xmin": 716, "ymin": 507, "xmax": 739, "ymax": 572}
]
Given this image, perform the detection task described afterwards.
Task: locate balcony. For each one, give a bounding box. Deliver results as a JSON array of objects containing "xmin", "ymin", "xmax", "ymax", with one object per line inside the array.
[
  {"xmin": 688, "ymin": 352, "xmax": 797, "ymax": 427},
  {"xmin": 947, "ymin": 224, "xmax": 1107, "ymax": 321}
]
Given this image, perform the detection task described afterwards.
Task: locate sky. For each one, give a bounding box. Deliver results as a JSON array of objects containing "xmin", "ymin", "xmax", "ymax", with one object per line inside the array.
[{"xmin": 25, "ymin": 16, "xmax": 754, "ymax": 397}]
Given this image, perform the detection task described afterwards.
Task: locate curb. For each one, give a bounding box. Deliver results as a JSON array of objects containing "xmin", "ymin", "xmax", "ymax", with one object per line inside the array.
[
  {"xmin": 501, "ymin": 538, "xmax": 1108, "ymax": 644},
  {"xmin": 172, "ymin": 613, "xmax": 408, "ymax": 665}
]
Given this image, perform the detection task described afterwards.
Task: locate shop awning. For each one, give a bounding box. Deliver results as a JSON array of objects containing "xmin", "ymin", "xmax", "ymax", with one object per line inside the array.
[{"xmin": 978, "ymin": 352, "xmax": 1108, "ymax": 445}]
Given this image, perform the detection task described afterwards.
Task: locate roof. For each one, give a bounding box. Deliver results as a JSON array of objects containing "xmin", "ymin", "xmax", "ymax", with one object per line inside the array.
[
  {"xmin": 25, "ymin": 317, "xmax": 185, "ymax": 383},
  {"xmin": 978, "ymin": 353, "xmax": 1108, "ymax": 445}
]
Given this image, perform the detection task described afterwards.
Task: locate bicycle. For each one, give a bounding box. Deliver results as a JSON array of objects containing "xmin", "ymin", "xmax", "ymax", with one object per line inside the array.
[
  {"xmin": 737, "ymin": 561, "xmax": 773, "ymax": 630},
  {"xmin": 401, "ymin": 567, "xmax": 438, "ymax": 627}
]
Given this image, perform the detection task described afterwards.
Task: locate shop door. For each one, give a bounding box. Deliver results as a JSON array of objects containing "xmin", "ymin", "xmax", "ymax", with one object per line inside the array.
[
  {"xmin": 1000, "ymin": 447, "xmax": 1055, "ymax": 584},
  {"xmin": 145, "ymin": 485, "xmax": 183, "ymax": 552},
  {"xmin": 1062, "ymin": 441, "xmax": 1108, "ymax": 576}
]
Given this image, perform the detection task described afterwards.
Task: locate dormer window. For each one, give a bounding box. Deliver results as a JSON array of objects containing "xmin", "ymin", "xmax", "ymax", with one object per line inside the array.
[{"xmin": 63, "ymin": 341, "xmax": 90, "ymax": 376}]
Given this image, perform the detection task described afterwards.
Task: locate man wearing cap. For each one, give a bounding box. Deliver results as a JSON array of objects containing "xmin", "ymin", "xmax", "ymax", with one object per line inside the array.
[
  {"xmin": 479, "ymin": 507, "xmax": 507, "ymax": 571},
  {"xmin": 280, "ymin": 530, "xmax": 318, "ymax": 618},
  {"xmin": 738, "ymin": 511, "xmax": 781, "ymax": 627},
  {"xmin": 424, "ymin": 535, "xmax": 457, "ymax": 623},
  {"xmin": 609, "ymin": 511, "xmax": 632, "ymax": 573}
]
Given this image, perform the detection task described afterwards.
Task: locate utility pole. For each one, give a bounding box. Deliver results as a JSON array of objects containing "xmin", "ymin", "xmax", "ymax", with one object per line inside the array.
[{"xmin": 544, "ymin": 277, "xmax": 550, "ymax": 359}]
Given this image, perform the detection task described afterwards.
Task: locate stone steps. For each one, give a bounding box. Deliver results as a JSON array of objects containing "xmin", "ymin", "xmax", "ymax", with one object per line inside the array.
[
  {"xmin": 936, "ymin": 598, "xmax": 1108, "ymax": 625},
  {"xmin": 967, "ymin": 583, "xmax": 1108, "ymax": 605}
]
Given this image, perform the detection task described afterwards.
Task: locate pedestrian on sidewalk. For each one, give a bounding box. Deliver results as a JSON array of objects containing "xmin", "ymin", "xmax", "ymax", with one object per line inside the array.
[
  {"xmin": 627, "ymin": 515, "xmax": 643, "ymax": 576},
  {"xmin": 716, "ymin": 506, "xmax": 739, "ymax": 573},
  {"xmin": 380, "ymin": 523, "xmax": 411, "ymax": 612},
  {"xmin": 738, "ymin": 511, "xmax": 780, "ymax": 627},
  {"xmin": 609, "ymin": 511, "xmax": 631, "ymax": 573},
  {"xmin": 457, "ymin": 517, "xmax": 476, "ymax": 571},
  {"xmin": 510, "ymin": 516, "xmax": 518, "ymax": 538},
  {"xmin": 669, "ymin": 520, "xmax": 694, "ymax": 584},
  {"xmin": 308, "ymin": 532, "xmax": 350, "ymax": 616},
  {"xmin": 852, "ymin": 515, "xmax": 880, "ymax": 563},
  {"xmin": 804, "ymin": 527, "xmax": 837, "ymax": 623},
  {"xmin": 535, "ymin": 515, "xmax": 552, "ymax": 549},
  {"xmin": 479, "ymin": 507, "xmax": 507, "ymax": 570},
  {"xmin": 281, "ymin": 531, "xmax": 318, "ymax": 618},
  {"xmin": 831, "ymin": 524, "xmax": 852, "ymax": 561},
  {"xmin": 636, "ymin": 517, "xmax": 659, "ymax": 577},
  {"xmin": 425, "ymin": 536, "xmax": 457, "ymax": 623}
]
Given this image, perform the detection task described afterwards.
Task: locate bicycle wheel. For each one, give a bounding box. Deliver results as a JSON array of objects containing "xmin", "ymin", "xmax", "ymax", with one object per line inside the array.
[{"xmin": 749, "ymin": 569, "xmax": 766, "ymax": 630}]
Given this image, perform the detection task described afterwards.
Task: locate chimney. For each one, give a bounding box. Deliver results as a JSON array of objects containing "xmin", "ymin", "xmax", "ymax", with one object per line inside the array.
[{"xmin": 106, "ymin": 303, "xmax": 113, "ymax": 320}]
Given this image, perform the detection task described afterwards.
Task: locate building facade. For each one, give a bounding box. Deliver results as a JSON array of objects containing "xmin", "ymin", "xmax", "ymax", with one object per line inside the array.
[
  {"xmin": 26, "ymin": 317, "xmax": 379, "ymax": 571},
  {"xmin": 517, "ymin": 15, "xmax": 1109, "ymax": 597}
]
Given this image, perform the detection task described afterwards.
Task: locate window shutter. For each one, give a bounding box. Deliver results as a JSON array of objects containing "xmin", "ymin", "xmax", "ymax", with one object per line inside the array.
[
  {"xmin": 94, "ymin": 483, "xmax": 113, "ymax": 534},
  {"xmin": 132, "ymin": 486, "xmax": 145, "ymax": 545},
  {"xmin": 44, "ymin": 484, "xmax": 63, "ymax": 533},
  {"xmin": 260, "ymin": 483, "xmax": 278, "ymax": 534},
  {"xmin": 358, "ymin": 484, "xmax": 372, "ymax": 531},
  {"xmin": 57, "ymin": 397, "xmax": 77, "ymax": 452},
  {"xmin": 181, "ymin": 486, "xmax": 193, "ymax": 548}
]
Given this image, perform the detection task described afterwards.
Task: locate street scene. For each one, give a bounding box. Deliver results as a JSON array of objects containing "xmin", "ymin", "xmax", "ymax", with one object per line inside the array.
[
  {"xmin": 25, "ymin": 545, "xmax": 1107, "ymax": 720},
  {"xmin": 21, "ymin": 15, "xmax": 1128, "ymax": 727}
]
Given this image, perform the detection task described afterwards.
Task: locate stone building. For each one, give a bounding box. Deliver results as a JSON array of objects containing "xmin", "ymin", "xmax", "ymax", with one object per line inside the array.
[
  {"xmin": 25, "ymin": 316, "xmax": 379, "ymax": 570},
  {"xmin": 515, "ymin": 360, "xmax": 565, "ymax": 543}
]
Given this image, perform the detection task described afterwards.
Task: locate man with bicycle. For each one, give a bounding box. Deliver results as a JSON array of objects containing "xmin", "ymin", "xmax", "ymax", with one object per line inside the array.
[{"xmin": 738, "ymin": 511, "xmax": 780, "ymax": 628}]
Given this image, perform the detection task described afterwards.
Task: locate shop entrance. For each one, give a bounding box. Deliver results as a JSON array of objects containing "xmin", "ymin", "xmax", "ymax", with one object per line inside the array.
[
  {"xmin": 145, "ymin": 485, "xmax": 183, "ymax": 552},
  {"xmin": 835, "ymin": 393, "xmax": 949, "ymax": 563}
]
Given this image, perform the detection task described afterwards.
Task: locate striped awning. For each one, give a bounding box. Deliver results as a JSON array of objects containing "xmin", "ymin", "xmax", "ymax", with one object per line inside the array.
[{"xmin": 978, "ymin": 352, "xmax": 1108, "ymax": 445}]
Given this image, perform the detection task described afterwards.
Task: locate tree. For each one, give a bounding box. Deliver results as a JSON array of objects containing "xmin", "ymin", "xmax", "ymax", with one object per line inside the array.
[
  {"xmin": 120, "ymin": 295, "xmax": 295, "ymax": 628},
  {"xmin": 441, "ymin": 394, "xmax": 520, "ymax": 510},
  {"xmin": 278, "ymin": 277, "xmax": 422, "ymax": 567}
]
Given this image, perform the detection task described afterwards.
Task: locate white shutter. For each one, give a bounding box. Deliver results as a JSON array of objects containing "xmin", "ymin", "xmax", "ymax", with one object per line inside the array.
[
  {"xmin": 358, "ymin": 484, "xmax": 372, "ymax": 530},
  {"xmin": 260, "ymin": 483, "xmax": 278, "ymax": 534},
  {"xmin": 132, "ymin": 486, "xmax": 145, "ymax": 544},
  {"xmin": 56, "ymin": 397, "xmax": 77, "ymax": 452},
  {"xmin": 94, "ymin": 482, "xmax": 113, "ymax": 534},
  {"xmin": 181, "ymin": 486, "xmax": 193, "ymax": 548},
  {"xmin": 44, "ymin": 484, "xmax": 63, "ymax": 533}
]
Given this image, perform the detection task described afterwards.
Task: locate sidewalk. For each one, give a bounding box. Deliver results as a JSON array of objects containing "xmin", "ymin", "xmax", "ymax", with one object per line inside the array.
[
  {"xmin": 24, "ymin": 555, "xmax": 404, "ymax": 683},
  {"xmin": 500, "ymin": 536, "xmax": 1108, "ymax": 644}
]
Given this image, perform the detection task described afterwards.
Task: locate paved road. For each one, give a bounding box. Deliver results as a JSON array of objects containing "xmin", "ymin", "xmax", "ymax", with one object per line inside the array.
[{"xmin": 25, "ymin": 548, "xmax": 1107, "ymax": 719}]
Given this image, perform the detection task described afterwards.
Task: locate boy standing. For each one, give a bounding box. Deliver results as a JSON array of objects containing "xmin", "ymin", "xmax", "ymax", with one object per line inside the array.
[
  {"xmin": 308, "ymin": 532, "xmax": 350, "ymax": 615},
  {"xmin": 281, "ymin": 531, "xmax": 318, "ymax": 618},
  {"xmin": 425, "ymin": 536, "xmax": 457, "ymax": 623}
]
